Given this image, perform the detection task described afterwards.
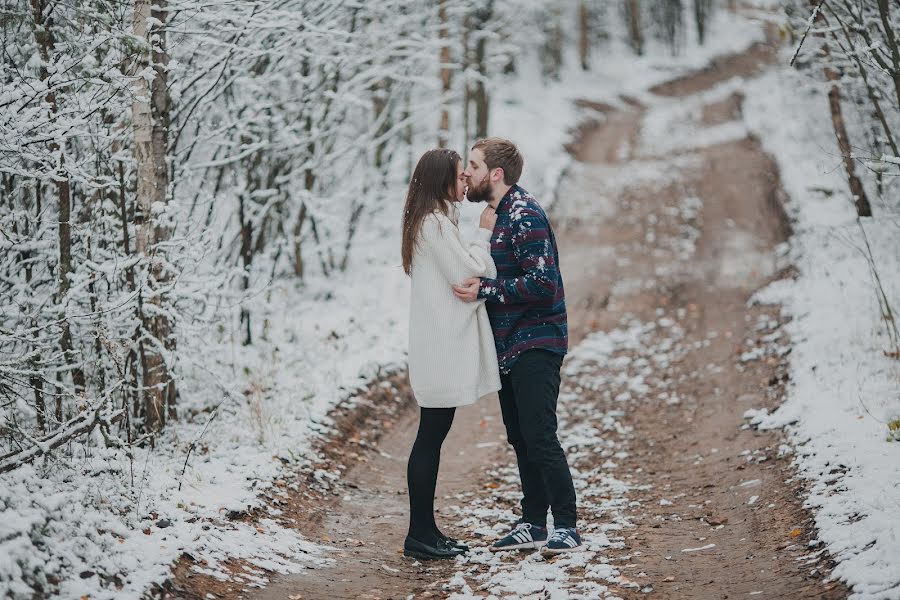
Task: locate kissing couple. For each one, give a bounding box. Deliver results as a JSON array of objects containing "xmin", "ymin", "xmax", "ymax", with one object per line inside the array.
[{"xmin": 400, "ymin": 138, "xmax": 583, "ymax": 560}]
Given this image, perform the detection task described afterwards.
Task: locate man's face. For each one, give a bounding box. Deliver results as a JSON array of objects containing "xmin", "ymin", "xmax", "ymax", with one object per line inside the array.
[{"xmin": 464, "ymin": 148, "xmax": 495, "ymax": 203}]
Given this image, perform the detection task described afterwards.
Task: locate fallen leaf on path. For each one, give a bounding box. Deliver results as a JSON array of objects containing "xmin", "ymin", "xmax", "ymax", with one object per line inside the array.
[
  {"xmin": 484, "ymin": 482, "xmax": 500, "ymax": 489},
  {"xmin": 790, "ymin": 528, "xmax": 802, "ymax": 538}
]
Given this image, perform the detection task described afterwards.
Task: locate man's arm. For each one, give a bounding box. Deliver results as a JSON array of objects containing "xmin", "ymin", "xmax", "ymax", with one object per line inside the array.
[{"xmin": 477, "ymin": 209, "xmax": 559, "ymax": 305}]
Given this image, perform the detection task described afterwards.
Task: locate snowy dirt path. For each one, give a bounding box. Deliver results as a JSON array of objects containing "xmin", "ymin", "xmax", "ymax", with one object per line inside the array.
[{"xmin": 182, "ymin": 21, "xmax": 850, "ymax": 600}]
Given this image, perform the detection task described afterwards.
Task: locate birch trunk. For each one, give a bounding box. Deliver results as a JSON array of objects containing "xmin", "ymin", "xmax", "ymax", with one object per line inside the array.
[{"xmin": 132, "ymin": 0, "xmax": 176, "ymax": 431}]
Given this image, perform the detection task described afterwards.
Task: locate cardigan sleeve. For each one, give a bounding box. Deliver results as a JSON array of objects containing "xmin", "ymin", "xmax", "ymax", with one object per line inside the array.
[
  {"xmin": 419, "ymin": 213, "xmax": 497, "ymax": 283},
  {"xmin": 477, "ymin": 208, "xmax": 558, "ymax": 304}
]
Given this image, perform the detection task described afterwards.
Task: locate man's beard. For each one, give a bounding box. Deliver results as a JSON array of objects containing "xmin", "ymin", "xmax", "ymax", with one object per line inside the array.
[{"xmin": 466, "ymin": 174, "xmax": 492, "ymax": 203}]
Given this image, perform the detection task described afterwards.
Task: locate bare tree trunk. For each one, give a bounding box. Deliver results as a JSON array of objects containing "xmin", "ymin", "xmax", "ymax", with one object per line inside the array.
[
  {"xmin": 293, "ymin": 57, "xmax": 317, "ymax": 280},
  {"xmin": 238, "ymin": 191, "xmax": 252, "ymax": 346},
  {"xmin": 824, "ymin": 65, "xmax": 873, "ymax": 216},
  {"xmin": 694, "ymin": 0, "xmax": 712, "ymax": 45},
  {"xmin": 132, "ymin": 0, "xmax": 176, "ymax": 431},
  {"xmin": 473, "ymin": 7, "xmax": 494, "ymax": 138},
  {"xmin": 372, "ymin": 80, "xmax": 391, "ymax": 171},
  {"xmin": 579, "ymin": 0, "xmax": 590, "ymax": 70},
  {"xmin": 28, "ymin": 0, "xmax": 86, "ymax": 395},
  {"xmin": 808, "ymin": 1, "xmax": 873, "ymax": 216},
  {"xmin": 404, "ymin": 88, "xmax": 414, "ymax": 174},
  {"xmin": 438, "ymin": 0, "xmax": 451, "ymax": 147},
  {"xmin": 116, "ymin": 156, "xmax": 141, "ymax": 422},
  {"xmin": 809, "ymin": 0, "xmax": 872, "ymax": 216},
  {"xmin": 474, "ymin": 34, "xmax": 489, "ymax": 139},
  {"xmin": 9, "ymin": 174, "xmax": 46, "ymax": 431},
  {"xmin": 462, "ymin": 12, "xmax": 472, "ymax": 142},
  {"xmin": 626, "ymin": 0, "xmax": 644, "ymax": 55}
]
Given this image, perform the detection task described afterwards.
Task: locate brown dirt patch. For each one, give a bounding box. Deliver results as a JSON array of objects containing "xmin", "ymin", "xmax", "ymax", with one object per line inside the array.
[
  {"xmin": 701, "ymin": 91, "xmax": 745, "ymax": 125},
  {"xmin": 649, "ymin": 42, "xmax": 776, "ymax": 97}
]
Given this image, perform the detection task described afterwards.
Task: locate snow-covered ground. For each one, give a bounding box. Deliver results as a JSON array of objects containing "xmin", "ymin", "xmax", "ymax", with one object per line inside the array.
[
  {"xmin": 7, "ymin": 5, "xmax": 897, "ymax": 600},
  {"xmin": 742, "ymin": 65, "xmax": 900, "ymax": 599}
]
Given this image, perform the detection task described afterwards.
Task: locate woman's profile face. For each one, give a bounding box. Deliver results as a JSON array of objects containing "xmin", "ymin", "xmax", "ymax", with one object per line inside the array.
[{"xmin": 451, "ymin": 160, "xmax": 467, "ymax": 203}]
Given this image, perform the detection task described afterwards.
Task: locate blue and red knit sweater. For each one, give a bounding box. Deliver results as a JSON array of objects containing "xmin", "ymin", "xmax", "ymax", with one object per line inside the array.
[{"xmin": 477, "ymin": 184, "xmax": 568, "ymax": 374}]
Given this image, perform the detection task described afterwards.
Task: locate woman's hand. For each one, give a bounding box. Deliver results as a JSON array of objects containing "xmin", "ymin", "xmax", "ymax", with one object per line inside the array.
[
  {"xmin": 480, "ymin": 205, "xmax": 497, "ymax": 230},
  {"xmin": 452, "ymin": 278, "xmax": 480, "ymax": 302}
]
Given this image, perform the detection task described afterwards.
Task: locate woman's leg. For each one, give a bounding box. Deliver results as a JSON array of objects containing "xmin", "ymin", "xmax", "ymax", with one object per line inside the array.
[{"xmin": 406, "ymin": 406, "xmax": 456, "ymax": 543}]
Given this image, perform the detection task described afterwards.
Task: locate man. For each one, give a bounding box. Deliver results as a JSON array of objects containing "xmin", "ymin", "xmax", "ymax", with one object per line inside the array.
[{"xmin": 453, "ymin": 137, "xmax": 582, "ymax": 555}]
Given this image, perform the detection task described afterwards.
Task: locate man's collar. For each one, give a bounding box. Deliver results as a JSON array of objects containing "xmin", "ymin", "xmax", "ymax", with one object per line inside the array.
[{"xmin": 495, "ymin": 184, "xmax": 520, "ymax": 213}]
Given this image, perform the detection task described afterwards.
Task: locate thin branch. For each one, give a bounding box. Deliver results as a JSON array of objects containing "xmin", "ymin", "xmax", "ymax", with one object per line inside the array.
[{"xmin": 791, "ymin": 0, "xmax": 828, "ymax": 67}]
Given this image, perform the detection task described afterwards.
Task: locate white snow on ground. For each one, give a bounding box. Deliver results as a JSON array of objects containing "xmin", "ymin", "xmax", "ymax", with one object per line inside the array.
[
  {"xmin": 741, "ymin": 54, "xmax": 900, "ymax": 600},
  {"xmin": 0, "ymin": 9, "xmax": 794, "ymax": 600},
  {"xmin": 638, "ymin": 76, "xmax": 752, "ymax": 155}
]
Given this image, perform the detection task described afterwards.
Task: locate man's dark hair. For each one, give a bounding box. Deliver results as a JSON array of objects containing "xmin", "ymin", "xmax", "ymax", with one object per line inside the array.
[{"xmin": 472, "ymin": 137, "xmax": 523, "ymax": 185}]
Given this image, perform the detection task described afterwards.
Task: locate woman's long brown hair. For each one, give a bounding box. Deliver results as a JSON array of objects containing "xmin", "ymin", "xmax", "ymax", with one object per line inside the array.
[{"xmin": 401, "ymin": 148, "xmax": 461, "ymax": 275}]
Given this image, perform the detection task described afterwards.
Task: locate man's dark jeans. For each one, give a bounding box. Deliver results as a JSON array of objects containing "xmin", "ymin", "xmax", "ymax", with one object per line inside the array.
[{"xmin": 498, "ymin": 349, "xmax": 577, "ymax": 529}]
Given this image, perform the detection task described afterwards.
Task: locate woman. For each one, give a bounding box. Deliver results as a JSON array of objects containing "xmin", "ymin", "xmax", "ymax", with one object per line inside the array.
[{"xmin": 400, "ymin": 148, "xmax": 500, "ymax": 560}]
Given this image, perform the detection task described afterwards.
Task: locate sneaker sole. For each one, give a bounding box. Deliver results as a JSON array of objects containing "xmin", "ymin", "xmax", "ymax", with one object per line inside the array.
[
  {"xmin": 540, "ymin": 544, "xmax": 585, "ymax": 556},
  {"xmin": 489, "ymin": 540, "xmax": 547, "ymax": 552}
]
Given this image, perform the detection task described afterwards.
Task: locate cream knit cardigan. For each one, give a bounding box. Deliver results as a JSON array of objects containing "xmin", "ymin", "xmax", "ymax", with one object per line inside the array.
[{"xmin": 408, "ymin": 204, "xmax": 501, "ymax": 408}]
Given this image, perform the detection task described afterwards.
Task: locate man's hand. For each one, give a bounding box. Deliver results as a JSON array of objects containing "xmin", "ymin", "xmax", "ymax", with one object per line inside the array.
[
  {"xmin": 479, "ymin": 205, "xmax": 497, "ymax": 230},
  {"xmin": 452, "ymin": 277, "xmax": 481, "ymax": 302}
]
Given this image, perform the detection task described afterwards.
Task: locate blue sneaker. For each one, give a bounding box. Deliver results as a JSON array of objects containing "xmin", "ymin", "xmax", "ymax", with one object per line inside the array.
[
  {"xmin": 541, "ymin": 527, "xmax": 584, "ymax": 555},
  {"xmin": 490, "ymin": 522, "xmax": 548, "ymax": 552}
]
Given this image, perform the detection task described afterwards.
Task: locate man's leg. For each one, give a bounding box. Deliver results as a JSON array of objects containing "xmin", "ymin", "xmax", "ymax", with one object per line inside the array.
[
  {"xmin": 507, "ymin": 350, "xmax": 577, "ymax": 529},
  {"xmin": 498, "ymin": 373, "xmax": 550, "ymax": 526}
]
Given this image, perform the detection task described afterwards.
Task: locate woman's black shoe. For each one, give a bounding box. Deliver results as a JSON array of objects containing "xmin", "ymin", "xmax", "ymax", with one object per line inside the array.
[
  {"xmin": 438, "ymin": 533, "xmax": 469, "ymax": 552},
  {"xmin": 403, "ymin": 534, "xmax": 466, "ymax": 560}
]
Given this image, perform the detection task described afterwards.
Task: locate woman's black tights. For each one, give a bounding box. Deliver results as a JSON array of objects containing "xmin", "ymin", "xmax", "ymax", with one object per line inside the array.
[{"xmin": 406, "ymin": 406, "xmax": 456, "ymax": 544}]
